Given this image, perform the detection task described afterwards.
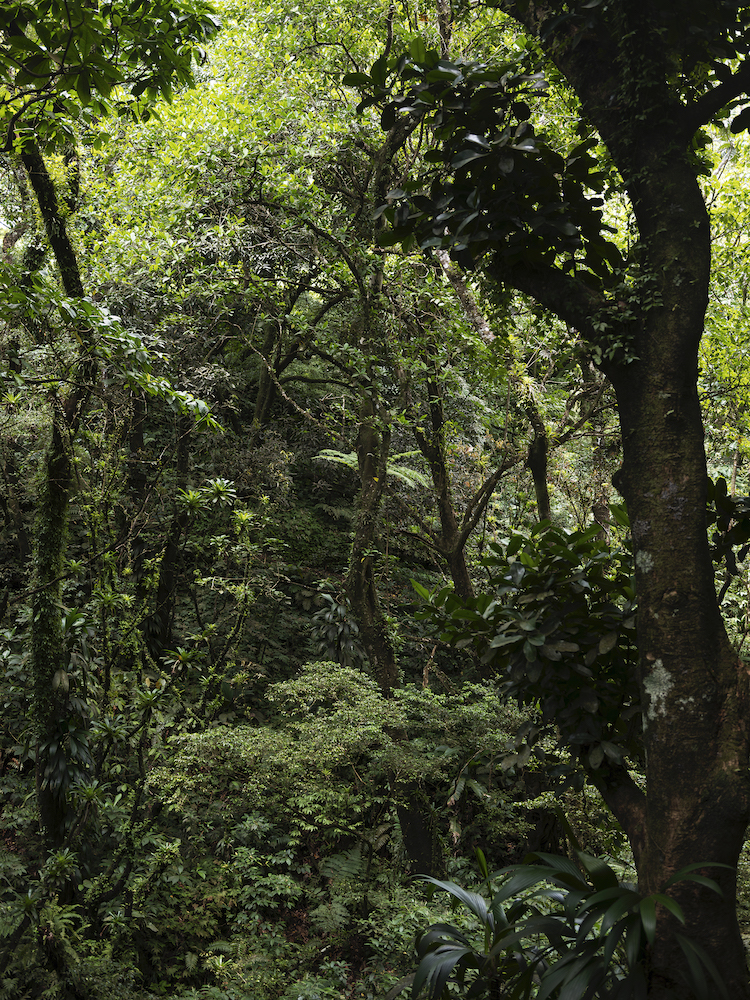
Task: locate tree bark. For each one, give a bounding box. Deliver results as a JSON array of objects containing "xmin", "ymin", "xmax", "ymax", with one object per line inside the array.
[
  {"xmin": 345, "ymin": 394, "xmax": 399, "ymax": 693},
  {"xmin": 21, "ymin": 142, "xmax": 95, "ymax": 845},
  {"xmin": 146, "ymin": 417, "xmax": 191, "ymax": 660},
  {"xmin": 412, "ymin": 370, "xmax": 476, "ymax": 600},
  {"xmin": 525, "ymin": 398, "xmax": 551, "ymax": 522},
  {"xmin": 482, "ymin": 4, "xmax": 750, "ymax": 994}
]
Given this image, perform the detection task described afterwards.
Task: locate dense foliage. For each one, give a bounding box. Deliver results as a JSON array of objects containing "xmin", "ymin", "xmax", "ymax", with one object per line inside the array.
[{"xmin": 2, "ymin": 1, "xmax": 750, "ymax": 998}]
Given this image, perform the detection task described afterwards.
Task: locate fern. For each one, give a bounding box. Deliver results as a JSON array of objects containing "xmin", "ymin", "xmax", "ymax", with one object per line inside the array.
[
  {"xmin": 313, "ymin": 502, "xmax": 353, "ymax": 521},
  {"xmin": 0, "ymin": 979, "xmax": 22, "ymax": 1000},
  {"xmin": 314, "ymin": 450, "xmax": 430, "ymax": 489},
  {"xmin": 319, "ymin": 846, "xmax": 365, "ymax": 882},
  {"xmin": 308, "ymin": 899, "xmax": 350, "ymax": 933},
  {"xmin": 206, "ymin": 940, "xmax": 233, "ymax": 955}
]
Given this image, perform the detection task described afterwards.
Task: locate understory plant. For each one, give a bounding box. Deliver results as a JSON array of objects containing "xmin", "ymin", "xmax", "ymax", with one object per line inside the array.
[{"xmin": 407, "ymin": 849, "xmax": 728, "ymax": 1000}]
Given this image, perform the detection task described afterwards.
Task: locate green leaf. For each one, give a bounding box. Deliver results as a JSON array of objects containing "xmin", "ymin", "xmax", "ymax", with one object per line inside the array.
[
  {"xmin": 419, "ymin": 878, "xmax": 490, "ymax": 925},
  {"xmin": 409, "ymin": 37, "xmax": 427, "ymax": 63},
  {"xmin": 342, "ymin": 71, "xmax": 372, "ymax": 87},
  {"xmin": 475, "ymin": 847, "xmax": 489, "ymax": 881},
  {"xmin": 664, "ymin": 862, "xmax": 732, "ymax": 893},
  {"xmin": 600, "ymin": 741, "xmax": 623, "ymax": 764},
  {"xmin": 674, "ymin": 932, "xmax": 729, "ymax": 1000},
  {"xmin": 451, "ymin": 149, "xmax": 487, "ymax": 169},
  {"xmin": 598, "ymin": 631, "xmax": 618, "ymax": 654},
  {"xmin": 638, "ymin": 896, "xmax": 657, "ymax": 945},
  {"xmin": 576, "ymin": 852, "xmax": 619, "ymax": 892}
]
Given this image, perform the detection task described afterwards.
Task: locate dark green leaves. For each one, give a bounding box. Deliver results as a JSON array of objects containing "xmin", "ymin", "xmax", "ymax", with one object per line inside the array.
[
  {"xmin": 348, "ymin": 44, "xmax": 623, "ymax": 281},
  {"xmin": 707, "ymin": 474, "xmax": 750, "ymax": 563},
  {"xmin": 409, "ymin": 852, "xmax": 730, "ymax": 1000},
  {"xmin": 414, "ymin": 520, "xmax": 639, "ymax": 773},
  {"xmin": 730, "ymin": 106, "xmax": 750, "ymax": 133}
]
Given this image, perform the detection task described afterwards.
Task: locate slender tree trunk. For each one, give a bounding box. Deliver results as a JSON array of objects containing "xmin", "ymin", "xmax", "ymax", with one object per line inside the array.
[
  {"xmin": 575, "ymin": 360, "xmax": 613, "ymax": 537},
  {"xmin": 250, "ymin": 321, "xmax": 278, "ymax": 438},
  {"xmin": 345, "ymin": 395, "xmax": 399, "ymax": 693},
  {"xmin": 413, "ymin": 372, "xmax": 476, "ymax": 600},
  {"xmin": 32, "ymin": 420, "xmax": 74, "ymax": 844},
  {"xmin": 525, "ymin": 400, "xmax": 551, "ymax": 522},
  {"xmin": 147, "ymin": 417, "xmax": 191, "ymax": 660},
  {"xmin": 21, "ymin": 142, "xmax": 94, "ymax": 845}
]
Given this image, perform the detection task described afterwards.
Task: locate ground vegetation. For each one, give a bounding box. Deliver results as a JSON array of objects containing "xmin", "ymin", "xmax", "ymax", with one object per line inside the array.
[{"xmin": 1, "ymin": 2, "xmax": 750, "ymax": 999}]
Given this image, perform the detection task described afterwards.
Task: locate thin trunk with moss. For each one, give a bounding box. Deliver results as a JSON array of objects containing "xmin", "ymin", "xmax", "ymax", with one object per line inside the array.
[
  {"xmin": 345, "ymin": 394, "xmax": 399, "ymax": 693},
  {"xmin": 22, "ymin": 141, "xmax": 95, "ymax": 845}
]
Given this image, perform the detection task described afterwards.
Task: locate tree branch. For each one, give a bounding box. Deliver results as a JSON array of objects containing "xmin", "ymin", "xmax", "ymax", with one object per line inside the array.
[
  {"xmin": 20, "ymin": 141, "xmax": 83, "ymax": 298},
  {"xmin": 486, "ymin": 256, "xmax": 606, "ymax": 339},
  {"xmin": 458, "ymin": 452, "xmax": 524, "ymax": 546},
  {"xmin": 679, "ymin": 58, "xmax": 750, "ymax": 140}
]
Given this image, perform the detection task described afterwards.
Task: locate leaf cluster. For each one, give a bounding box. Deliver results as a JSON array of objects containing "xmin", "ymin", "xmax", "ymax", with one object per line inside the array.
[
  {"xmin": 408, "ymin": 848, "xmax": 729, "ymax": 1000},
  {"xmin": 0, "ymin": 0, "xmax": 221, "ymax": 150},
  {"xmin": 414, "ymin": 517, "xmax": 640, "ymax": 776},
  {"xmin": 347, "ymin": 43, "xmax": 622, "ymax": 281}
]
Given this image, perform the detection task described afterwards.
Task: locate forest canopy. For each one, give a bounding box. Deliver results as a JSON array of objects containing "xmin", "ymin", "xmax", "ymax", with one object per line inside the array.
[{"xmin": 2, "ymin": 2, "xmax": 750, "ymax": 999}]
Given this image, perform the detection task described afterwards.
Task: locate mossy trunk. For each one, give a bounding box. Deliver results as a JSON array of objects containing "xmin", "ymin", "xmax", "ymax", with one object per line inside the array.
[
  {"xmin": 413, "ymin": 373, "xmax": 475, "ymax": 600},
  {"xmin": 525, "ymin": 400, "xmax": 551, "ymax": 522},
  {"xmin": 345, "ymin": 395, "xmax": 399, "ymax": 693},
  {"xmin": 22, "ymin": 142, "xmax": 94, "ymax": 846},
  {"xmin": 32, "ymin": 421, "xmax": 73, "ymax": 845},
  {"xmin": 146, "ymin": 417, "xmax": 191, "ymax": 660},
  {"xmin": 496, "ymin": 3, "xmax": 750, "ymax": 993},
  {"xmin": 607, "ymin": 162, "xmax": 750, "ymax": 991}
]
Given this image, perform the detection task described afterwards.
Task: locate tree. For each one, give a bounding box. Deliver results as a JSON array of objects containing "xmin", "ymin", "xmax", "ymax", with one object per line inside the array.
[
  {"xmin": 0, "ymin": 0, "xmax": 219, "ymax": 844},
  {"xmin": 352, "ymin": 2, "xmax": 750, "ymax": 996}
]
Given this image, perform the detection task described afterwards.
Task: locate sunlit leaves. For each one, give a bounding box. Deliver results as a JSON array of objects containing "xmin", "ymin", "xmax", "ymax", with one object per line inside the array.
[{"xmin": 0, "ymin": 0, "xmax": 221, "ymax": 149}]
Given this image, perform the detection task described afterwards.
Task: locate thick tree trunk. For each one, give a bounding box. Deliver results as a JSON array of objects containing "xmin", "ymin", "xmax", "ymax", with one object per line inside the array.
[
  {"xmin": 487, "ymin": 5, "xmax": 750, "ymax": 992},
  {"xmin": 250, "ymin": 321, "xmax": 277, "ymax": 435},
  {"xmin": 611, "ymin": 355, "xmax": 750, "ymax": 997},
  {"xmin": 608, "ymin": 192, "xmax": 750, "ymax": 993}
]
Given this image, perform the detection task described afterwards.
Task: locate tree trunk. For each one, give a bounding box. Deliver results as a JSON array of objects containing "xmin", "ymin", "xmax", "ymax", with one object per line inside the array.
[
  {"xmin": 525, "ymin": 399, "xmax": 551, "ymax": 522},
  {"xmin": 609, "ymin": 233, "xmax": 750, "ymax": 994},
  {"xmin": 487, "ymin": 5, "xmax": 750, "ymax": 992},
  {"xmin": 250, "ymin": 320, "xmax": 278, "ymax": 436},
  {"xmin": 413, "ymin": 372, "xmax": 476, "ymax": 600},
  {"xmin": 32, "ymin": 420, "xmax": 74, "ymax": 844},
  {"xmin": 22, "ymin": 142, "xmax": 94, "ymax": 846},
  {"xmin": 345, "ymin": 394, "xmax": 399, "ymax": 693},
  {"xmin": 147, "ymin": 417, "xmax": 191, "ymax": 660}
]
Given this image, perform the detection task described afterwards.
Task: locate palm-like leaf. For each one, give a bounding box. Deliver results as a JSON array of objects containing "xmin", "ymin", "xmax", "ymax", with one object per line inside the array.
[{"xmin": 409, "ymin": 850, "xmax": 729, "ymax": 1000}]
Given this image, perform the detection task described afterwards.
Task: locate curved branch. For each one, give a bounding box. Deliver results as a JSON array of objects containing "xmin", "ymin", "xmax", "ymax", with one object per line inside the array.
[
  {"xmin": 680, "ymin": 58, "xmax": 750, "ymax": 140},
  {"xmin": 487, "ymin": 256, "xmax": 606, "ymax": 339},
  {"xmin": 458, "ymin": 452, "xmax": 524, "ymax": 546}
]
